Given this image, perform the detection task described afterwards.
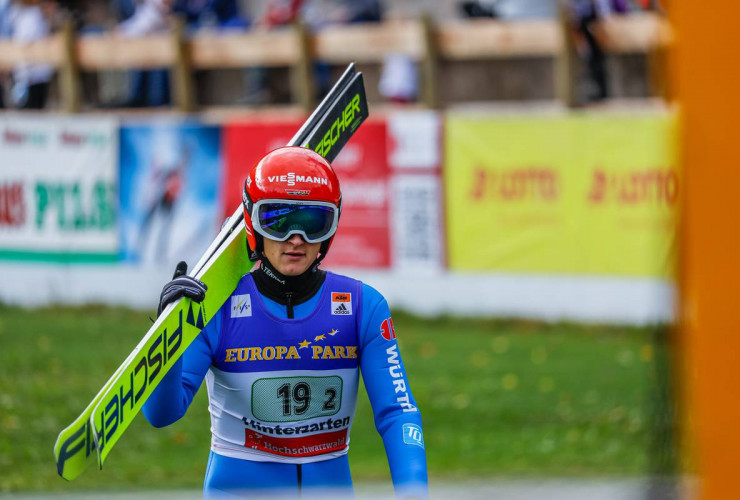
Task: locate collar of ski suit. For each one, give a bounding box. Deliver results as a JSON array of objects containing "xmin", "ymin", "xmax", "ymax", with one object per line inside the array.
[{"xmin": 252, "ymin": 259, "xmax": 326, "ymax": 306}]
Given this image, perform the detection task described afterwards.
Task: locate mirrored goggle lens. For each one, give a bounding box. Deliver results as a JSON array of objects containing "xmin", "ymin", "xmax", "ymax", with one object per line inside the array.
[{"xmin": 257, "ymin": 203, "xmax": 336, "ymax": 242}]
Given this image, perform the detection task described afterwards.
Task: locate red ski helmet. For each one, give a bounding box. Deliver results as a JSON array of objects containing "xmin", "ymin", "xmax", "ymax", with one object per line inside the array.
[{"xmin": 242, "ymin": 147, "xmax": 342, "ymax": 262}]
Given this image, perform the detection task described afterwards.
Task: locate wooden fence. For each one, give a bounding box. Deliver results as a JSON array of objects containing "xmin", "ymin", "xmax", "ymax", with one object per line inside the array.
[{"xmin": 0, "ymin": 11, "xmax": 673, "ymax": 113}]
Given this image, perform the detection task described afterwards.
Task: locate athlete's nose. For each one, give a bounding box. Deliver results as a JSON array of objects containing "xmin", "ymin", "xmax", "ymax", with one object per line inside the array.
[{"xmin": 287, "ymin": 234, "xmax": 305, "ymax": 245}]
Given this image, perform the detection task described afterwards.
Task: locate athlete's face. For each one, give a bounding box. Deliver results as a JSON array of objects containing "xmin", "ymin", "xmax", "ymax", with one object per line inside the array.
[{"xmin": 262, "ymin": 234, "xmax": 321, "ymax": 276}]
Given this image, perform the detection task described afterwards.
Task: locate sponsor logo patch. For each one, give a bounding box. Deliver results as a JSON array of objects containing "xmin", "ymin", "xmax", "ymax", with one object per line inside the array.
[
  {"xmin": 380, "ymin": 317, "xmax": 396, "ymax": 341},
  {"xmin": 331, "ymin": 292, "xmax": 352, "ymax": 316},
  {"xmin": 402, "ymin": 423, "xmax": 424, "ymax": 449},
  {"xmin": 231, "ymin": 294, "xmax": 252, "ymax": 318}
]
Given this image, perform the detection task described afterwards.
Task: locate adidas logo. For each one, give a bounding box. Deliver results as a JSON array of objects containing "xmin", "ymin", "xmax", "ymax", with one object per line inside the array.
[
  {"xmin": 331, "ymin": 291, "xmax": 352, "ymax": 315},
  {"xmin": 332, "ymin": 302, "xmax": 351, "ymax": 315}
]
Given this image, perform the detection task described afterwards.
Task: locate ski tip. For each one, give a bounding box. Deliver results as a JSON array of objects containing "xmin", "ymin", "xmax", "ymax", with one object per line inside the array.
[{"xmin": 340, "ymin": 62, "xmax": 357, "ymax": 80}]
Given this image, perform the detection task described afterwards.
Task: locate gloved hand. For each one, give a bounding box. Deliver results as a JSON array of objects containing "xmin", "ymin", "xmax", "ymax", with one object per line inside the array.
[{"xmin": 157, "ymin": 261, "xmax": 207, "ymax": 317}]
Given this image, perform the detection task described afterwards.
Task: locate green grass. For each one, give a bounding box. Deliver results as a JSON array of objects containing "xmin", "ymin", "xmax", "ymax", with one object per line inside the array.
[{"xmin": 0, "ymin": 305, "xmax": 665, "ymax": 492}]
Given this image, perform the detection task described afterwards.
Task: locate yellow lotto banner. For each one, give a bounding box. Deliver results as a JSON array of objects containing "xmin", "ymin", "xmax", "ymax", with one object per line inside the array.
[{"xmin": 445, "ymin": 112, "xmax": 678, "ymax": 277}]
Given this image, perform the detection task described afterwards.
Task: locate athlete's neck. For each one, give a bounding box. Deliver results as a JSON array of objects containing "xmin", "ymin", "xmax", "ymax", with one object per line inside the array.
[{"xmin": 252, "ymin": 258, "xmax": 326, "ymax": 307}]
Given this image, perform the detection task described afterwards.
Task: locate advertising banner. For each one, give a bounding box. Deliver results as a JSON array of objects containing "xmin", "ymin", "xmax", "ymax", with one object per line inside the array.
[
  {"xmin": 388, "ymin": 110, "xmax": 441, "ymax": 170},
  {"xmin": 224, "ymin": 119, "xmax": 391, "ymax": 268},
  {"xmin": 0, "ymin": 116, "xmax": 118, "ymax": 262},
  {"xmin": 445, "ymin": 113, "xmax": 678, "ymax": 278},
  {"xmin": 391, "ymin": 174, "xmax": 444, "ymax": 271},
  {"xmin": 119, "ymin": 122, "xmax": 222, "ymax": 267},
  {"xmin": 387, "ymin": 111, "xmax": 444, "ymax": 271},
  {"xmin": 325, "ymin": 120, "xmax": 389, "ymax": 268}
]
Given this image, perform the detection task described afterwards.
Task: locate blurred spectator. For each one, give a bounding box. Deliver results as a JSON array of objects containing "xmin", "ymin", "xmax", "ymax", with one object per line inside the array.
[
  {"xmin": 637, "ymin": 0, "xmax": 663, "ymax": 11},
  {"xmin": 636, "ymin": 0, "xmax": 650, "ymax": 10},
  {"xmin": 172, "ymin": 0, "xmax": 248, "ymax": 31},
  {"xmin": 379, "ymin": 52, "xmax": 417, "ymax": 104},
  {"xmin": 376, "ymin": 8, "xmax": 416, "ymax": 105},
  {"xmin": 494, "ymin": 0, "xmax": 556, "ymax": 20},
  {"xmin": 0, "ymin": 0, "xmax": 11, "ymax": 107},
  {"xmin": 118, "ymin": 0, "xmax": 171, "ymax": 35},
  {"xmin": 241, "ymin": 0, "xmax": 301, "ymax": 105},
  {"xmin": 303, "ymin": 0, "xmax": 381, "ymax": 25},
  {"xmin": 459, "ymin": 0, "xmax": 498, "ymax": 18},
  {"xmin": 109, "ymin": 0, "xmax": 247, "ymax": 107},
  {"xmin": 304, "ymin": 0, "xmax": 383, "ymax": 99},
  {"xmin": 262, "ymin": 0, "xmax": 301, "ymax": 27},
  {"xmin": 0, "ymin": 0, "xmax": 11, "ymax": 36},
  {"xmin": 571, "ymin": 0, "xmax": 615, "ymax": 102},
  {"xmin": 116, "ymin": 0, "xmax": 173, "ymax": 107},
  {"xmin": 243, "ymin": 0, "xmax": 383, "ymax": 105},
  {"xmin": 7, "ymin": 0, "xmax": 54, "ymax": 109},
  {"xmin": 112, "ymin": 0, "xmax": 136, "ymax": 25}
]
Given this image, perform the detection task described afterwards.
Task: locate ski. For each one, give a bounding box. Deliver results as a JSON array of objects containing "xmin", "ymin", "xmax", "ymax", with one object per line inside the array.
[{"xmin": 53, "ymin": 63, "xmax": 368, "ymax": 481}]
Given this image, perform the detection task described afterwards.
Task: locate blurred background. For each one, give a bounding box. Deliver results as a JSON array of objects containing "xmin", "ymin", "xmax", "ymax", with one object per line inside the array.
[{"xmin": 0, "ymin": 0, "xmax": 730, "ymax": 498}]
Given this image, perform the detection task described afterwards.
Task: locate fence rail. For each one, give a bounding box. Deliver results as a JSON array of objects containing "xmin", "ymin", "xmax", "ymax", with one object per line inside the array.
[{"xmin": 0, "ymin": 12, "xmax": 672, "ymax": 112}]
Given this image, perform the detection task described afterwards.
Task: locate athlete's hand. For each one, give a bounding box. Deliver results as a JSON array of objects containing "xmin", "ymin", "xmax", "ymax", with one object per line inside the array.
[{"xmin": 157, "ymin": 261, "xmax": 207, "ymax": 317}]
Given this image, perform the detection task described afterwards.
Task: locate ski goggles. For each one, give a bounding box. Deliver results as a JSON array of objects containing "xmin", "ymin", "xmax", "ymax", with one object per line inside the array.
[{"xmin": 251, "ymin": 199, "xmax": 340, "ymax": 243}]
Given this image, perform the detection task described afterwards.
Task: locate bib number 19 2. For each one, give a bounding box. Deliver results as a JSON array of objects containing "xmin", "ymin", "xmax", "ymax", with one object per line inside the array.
[
  {"xmin": 252, "ymin": 376, "xmax": 343, "ymax": 422},
  {"xmin": 277, "ymin": 382, "xmax": 337, "ymax": 416}
]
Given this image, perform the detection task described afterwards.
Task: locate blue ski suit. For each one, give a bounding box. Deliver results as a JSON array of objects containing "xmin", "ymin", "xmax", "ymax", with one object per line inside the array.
[{"xmin": 143, "ymin": 270, "xmax": 428, "ymax": 498}]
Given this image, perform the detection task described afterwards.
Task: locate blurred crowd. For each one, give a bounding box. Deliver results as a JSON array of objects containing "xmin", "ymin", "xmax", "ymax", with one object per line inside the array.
[
  {"xmin": 0, "ymin": 0, "xmax": 58, "ymax": 109},
  {"xmin": 0, "ymin": 0, "xmax": 664, "ymax": 110}
]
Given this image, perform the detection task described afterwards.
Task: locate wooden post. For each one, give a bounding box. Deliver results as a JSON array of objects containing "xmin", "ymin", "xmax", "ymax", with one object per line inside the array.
[
  {"xmin": 170, "ymin": 16, "xmax": 195, "ymax": 112},
  {"xmin": 419, "ymin": 14, "xmax": 440, "ymax": 109},
  {"xmin": 58, "ymin": 18, "xmax": 81, "ymax": 113},
  {"xmin": 555, "ymin": 0, "xmax": 579, "ymax": 108},
  {"xmin": 291, "ymin": 20, "xmax": 315, "ymax": 112}
]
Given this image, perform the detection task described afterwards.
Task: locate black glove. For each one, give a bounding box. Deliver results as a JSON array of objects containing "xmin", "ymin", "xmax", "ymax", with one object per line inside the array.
[{"xmin": 157, "ymin": 261, "xmax": 207, "ymax": 317}]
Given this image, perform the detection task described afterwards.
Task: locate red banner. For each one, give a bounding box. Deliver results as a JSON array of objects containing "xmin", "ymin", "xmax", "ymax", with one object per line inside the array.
[
  {"xmin": 244, "ymin": 428, "xmax": 348, "ymax": 457},
  {"xmin": 323, "ymin": 120, "xmax": 389, "ymax": 268},
  {"xmin": 223, "ymin": 119, "xmax": 390, "ymax": 268}
]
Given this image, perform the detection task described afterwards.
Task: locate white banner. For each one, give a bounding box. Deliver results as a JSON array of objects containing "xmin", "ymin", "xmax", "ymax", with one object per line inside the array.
[
  {"xmin": 387, "ymin": 111, "xmax": 444, "ymax": 271},
  {"xmin": 388, "ymin": 110, "xmax": 441, "ymax": 170},
  {"xmin": 391, "ymin": 175, "xmax": 444, "ymax": 272},
  {"xmin": 0, "ymin": 115, "xmax": 118, "ymax": 261}
]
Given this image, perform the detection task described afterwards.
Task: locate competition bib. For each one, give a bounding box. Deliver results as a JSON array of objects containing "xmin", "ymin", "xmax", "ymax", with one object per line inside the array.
[{"xmin": 206, "ymin": 272, "xmax": 363, "ymax": 462}]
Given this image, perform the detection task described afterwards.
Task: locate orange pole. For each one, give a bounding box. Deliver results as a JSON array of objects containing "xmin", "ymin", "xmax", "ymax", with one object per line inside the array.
[{"xmin": 675, "ymin": 1, "xmax": 740, "ymax": 499}]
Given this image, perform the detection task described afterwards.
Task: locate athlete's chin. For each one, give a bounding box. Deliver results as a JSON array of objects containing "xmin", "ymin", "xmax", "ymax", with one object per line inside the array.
[{"xmin": 276, "ymin": 259, "xmax": 310, "ymax": 276}]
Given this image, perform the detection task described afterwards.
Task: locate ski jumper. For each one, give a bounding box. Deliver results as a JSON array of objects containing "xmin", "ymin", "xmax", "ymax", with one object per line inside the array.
[{"xmin": 143, "ymin": 270, "xmax": 428, "ymax": 498}]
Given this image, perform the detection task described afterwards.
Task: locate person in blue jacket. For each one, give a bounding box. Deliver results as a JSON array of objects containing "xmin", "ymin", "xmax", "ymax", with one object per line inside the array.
[{"xmin": 144, "ymin": 146, "xmax": 428, "ymax": 498}]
